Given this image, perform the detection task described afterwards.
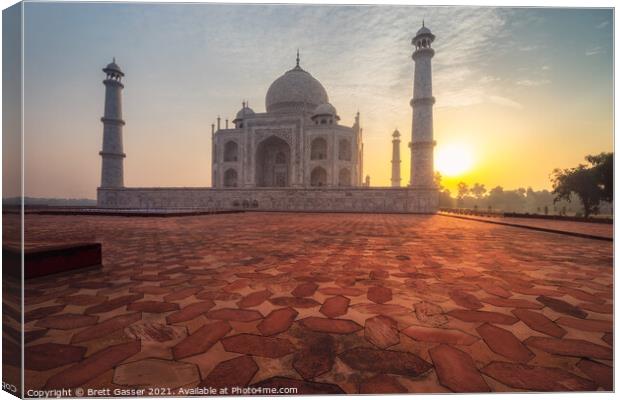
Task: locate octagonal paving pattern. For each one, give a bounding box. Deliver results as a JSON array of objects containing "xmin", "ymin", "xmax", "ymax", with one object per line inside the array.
[{"xmin": 12, "ymin": 212, "xmax": 613, "ymax": 393}]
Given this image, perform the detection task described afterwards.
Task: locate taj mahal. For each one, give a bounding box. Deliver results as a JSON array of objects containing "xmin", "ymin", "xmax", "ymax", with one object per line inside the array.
[
  {"xmin": 97, "ymin": 24, "xmax": 439, "ymax": 213},
  {"xmin": 212, "ymin": 52, "xmax": 364, "ymax": 189}
]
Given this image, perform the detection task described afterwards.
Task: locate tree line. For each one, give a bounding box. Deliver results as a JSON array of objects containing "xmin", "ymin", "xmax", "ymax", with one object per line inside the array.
[{"xmin": 437, "ymin": 152, "xmax": 613, "ymax": 218}]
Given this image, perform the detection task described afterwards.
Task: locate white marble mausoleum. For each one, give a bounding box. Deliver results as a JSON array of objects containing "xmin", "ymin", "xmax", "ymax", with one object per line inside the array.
[
  {"xmin": 97, "ymin": 24, "xmax": 439, "ymax": 213},
  {"xmin": 212, "ymin": 53, "xmax": 364, "ymax": 189}
]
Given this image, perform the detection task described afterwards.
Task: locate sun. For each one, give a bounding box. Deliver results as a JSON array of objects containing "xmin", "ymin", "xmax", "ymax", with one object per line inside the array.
[{"xmin": 435, "ymin": 143, "xmax": 474, "ymax": 177}]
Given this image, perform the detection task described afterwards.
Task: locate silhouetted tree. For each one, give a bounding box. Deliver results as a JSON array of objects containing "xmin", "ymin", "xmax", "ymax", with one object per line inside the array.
[
  {"xmin": 471, "ymin": 183, "xmax": 487, "ymax": 199},
  {"xmin": 586, "ymin": 152, "xmax": 613, "ymax": 202},
  {"xmin": 457, "ymin": 182, "xmax": 469, "ymax": 207},
  {"xmin": 551, "ymin": 164, "xmax": 602, "ymax": 218},
  {"xmin": 434, "ymin": 172, "xmax": 443, "ymax": 189},
  {"xmin": 489, "ymin": 186, "xmax": 503, "ymax": 196}
]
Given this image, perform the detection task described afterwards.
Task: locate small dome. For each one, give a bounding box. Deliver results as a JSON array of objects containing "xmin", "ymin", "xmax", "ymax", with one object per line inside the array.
[
  {"xmin": 416, "ymin": 26, "xmax": 432, "ymax": 36},
  {"xmin": 103, "ymin": 59, "xmax": 124, "ymax": 76},
  {"xmin": 266, "ymin": 65, "xmax": 328, "ymax": 114},
  {"xmin": 392, "ymin": 129, "xmax": 400, "ymax": 138},
  {"xmin": 313, "ymin": 103, "xmax": 337, "ymax": 117},
  {"xmin": 234, "ymin": 105, "xmax": 255, "ymax": 121}
]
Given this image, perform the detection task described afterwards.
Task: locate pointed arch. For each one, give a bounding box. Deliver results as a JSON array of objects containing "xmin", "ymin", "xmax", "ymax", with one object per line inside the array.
[
  {"xmin": 224, "ymin": 168, "xmax": 238, "ymax": 187},
  {"xmin": 310, "ymin": 137, "xmax": 328, "ymax": 160},
  {"xmin": 224, "ymin": 141, "xmax": 238, "ymax": 162},
  {"xmin": 310, "ymin": 166, "xmax": 327, "ymax": 187}
]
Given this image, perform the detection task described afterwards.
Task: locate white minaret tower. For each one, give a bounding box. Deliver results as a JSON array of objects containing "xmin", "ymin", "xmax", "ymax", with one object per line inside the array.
[
  {"xmin": 391, "ymin": 129, "xmax": 401, "ymax": 187},
  {"xmin": 409, "ymin": 22, "xmax": 436, "ymax": 188},
  {"xmin": 99, "ymin": 58, "xmax": 125, "ymax": 189}
]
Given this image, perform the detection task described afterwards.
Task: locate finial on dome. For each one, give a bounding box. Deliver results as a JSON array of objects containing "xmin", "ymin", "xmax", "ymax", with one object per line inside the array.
[
  {"xmin": 296, "ymin": 49, "xmax": 300, "ymax": 67},
  {"xmin": 242, "ymin": 100, "xmax": 246, "ymax": 108},
  {"xmin": 113, "ymin": 56, "xmax": 116, "ymax": 63},
  {"xmin": 422, "ymin": 19, "xmax": 425, "ymax": 28}
]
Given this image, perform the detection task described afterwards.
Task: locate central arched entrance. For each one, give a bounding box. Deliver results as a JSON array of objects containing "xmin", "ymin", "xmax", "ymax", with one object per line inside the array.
[{"xmin": 256, "ymin": 136, "xmax": 291, "ymax": 187}]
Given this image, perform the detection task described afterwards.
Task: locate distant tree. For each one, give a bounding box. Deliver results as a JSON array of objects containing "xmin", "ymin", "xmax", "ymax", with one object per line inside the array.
[
  {"xmin": 456, "ymin": 182, "xmax": 469, "ymax": 207},
  {"xmin": 586, "ymin": 152, "xmax": 613, "ymax": 202},
  {"xmin": 471, "ymin": 183, "xmax": 487, "ymax": 199},
  {"xmin": 489, "ymin": 186, "xmax": 504, "ymax": 196},
  {"xmin": 526, "ymin": 187, "xmax": 536, "ymax": 197},
  {"xmin": 486, "ymin": 186, "xmax": 503, "ymax": 211},
  {"xmin": 551, "ymin": 164, "xmax": 602, "ymax": 218},
  {"xmin": 439, "ymin": 189, "xmax": 453, "ymax": 208},
  {"xmin": 434, "ymin": 172, "xmax": 443, "ymax": 189}
]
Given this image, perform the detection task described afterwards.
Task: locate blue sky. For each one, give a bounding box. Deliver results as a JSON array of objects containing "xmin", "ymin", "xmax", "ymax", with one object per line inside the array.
[{"xmin": 19, "ymin": 3, "xmax": 613, "ymax": 197}]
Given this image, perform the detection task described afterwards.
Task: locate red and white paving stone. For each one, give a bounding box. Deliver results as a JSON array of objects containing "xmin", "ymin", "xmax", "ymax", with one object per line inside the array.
[{"xmin": 14, "ymin": 212, "xmax": 612, "ymax": 393}]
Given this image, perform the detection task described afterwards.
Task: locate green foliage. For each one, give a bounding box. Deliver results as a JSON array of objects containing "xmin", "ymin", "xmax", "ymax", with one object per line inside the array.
[
  {"xmin": 586, "ymin": 152, "xmax": 613, "ymax": 202},
  {"xmin": 551, "ymin": 152, "xmax": 613, "ymax": 218}
]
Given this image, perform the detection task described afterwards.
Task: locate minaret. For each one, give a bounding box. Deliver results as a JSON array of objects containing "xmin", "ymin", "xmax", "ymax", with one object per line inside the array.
[
  {"xmin": 211, "ymin": 123, "xmax": 216, "ymax": 188},
  {"xmin": 99, "ymin": 58, "xmax": 125, "ymax": 189},
  {"xmin": 409, "ymin": 22, "xmax": 436, "ymax": 188},
  {"xmin": 391, "ymin": 129, "xmax": 401, "ymax": 187},
  {"xmin": 353, "ymin": 111, "xmax": 364, "ymax": 186}
]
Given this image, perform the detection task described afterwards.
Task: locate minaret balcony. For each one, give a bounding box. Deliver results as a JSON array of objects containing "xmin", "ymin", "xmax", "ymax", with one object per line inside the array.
[
  {"xmin": 410, "ymin": 97, "xmax": 436, "ymax": 107},
  {"xmin": 102, "ymin": 79, "xmax": 124, "ymax": 88},
  {"xmin": 100, "ymin": 117, "xmax": 126, "ymax": 125},
  {"xmin": 412, "ymin": 48, "xmax": 435, "ymax": 59},
  {"xmin": 409, "ymin": 140, "xmax": 436, "ymax": 149},
  {"xmin": 99, "ymin": 151, "xmax": 126, "ymax": 158}
]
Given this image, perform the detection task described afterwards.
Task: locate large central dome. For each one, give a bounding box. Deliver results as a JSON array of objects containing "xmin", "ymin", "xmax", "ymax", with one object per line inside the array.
[{"xmin": 265, "ymin": 63, "xmax": 328, "ymax": 114}]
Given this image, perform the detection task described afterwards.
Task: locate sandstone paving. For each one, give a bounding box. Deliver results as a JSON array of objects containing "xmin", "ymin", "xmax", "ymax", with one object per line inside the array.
[
  {"xmin": 428, "ymin": 344, "xmax": 490, "ymax": 392},
  {"xmin": 576, "ymin": 359, "xmax": 613, "ymax": 391},
  {"xmin": 511, "ymin": 309, "xmax": 567, "ymax": 338},
  {"xmin": 292, "ymin": 333, "xmax": 335, "ymax": 379},
  {"xmin": 402, "ymin": 325, "xmax": 478, "ymax": 345},
  {"xmin": 199, "ymin": 355, "xmax": 259, "ymax": 389},
  {"xmin": 299, "ymin": 317, "xmax": 362, "ymax": 334},
  {"xmin": 71, "ymin": 312, "xmax": 142, "ymax": 344},
  {"xmin": 112, "ymin": 359, "xmax": 200, "ymax": 388},
  {"xmin": 221, "ymin": 333, "xmax": 296, "ymax": 358},
  {"xmin": 25, "ymin": 343, "xmax": 87, "ymax": 371},
  {"xmin": 482, "ymin": 361, "xmax": 598, "ymax": 391},
  {"xmin": 358, "ymin": 374, "xmax": 407, "ymax": 394},
  {"xmin": 319, "ymin": 295, "xmax": 350, "ymax": 318},
  {"xmin": 257, "ymin": 307, "xmax": 298, "ymax": 336},
  {"xmin": 364, "ymin": 315, "xmax": 400, "ymax": 349},
  {"xmin": 19, "ymin": 212, "xmax": 612, "ymax": 393},
  {"xmin": 476, "ymin": 323, "xmax": 534, "ymax": 362}
]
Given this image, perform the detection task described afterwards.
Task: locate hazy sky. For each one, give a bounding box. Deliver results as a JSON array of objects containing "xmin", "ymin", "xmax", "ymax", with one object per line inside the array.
[{"xmin": 20, "ymin": 3, "xmax": 613, "ymax": 198}]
